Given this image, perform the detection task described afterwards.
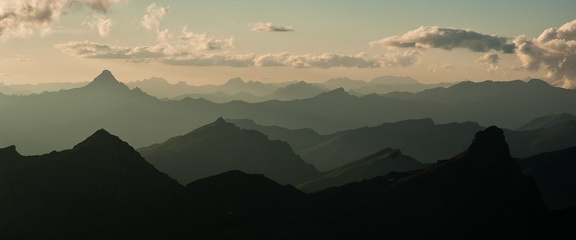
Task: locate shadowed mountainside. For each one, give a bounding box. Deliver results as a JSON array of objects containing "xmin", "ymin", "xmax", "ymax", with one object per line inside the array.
[
  {"xmin": 1, "ymin": 127, "xmax": 573, "ymax": 239},
  {"xmin": 0, "ymin": 129, "xmax": 183, "ymax": 239},
  {"xmin": 138, "ymin": 118, "xmax": 320, "ymax": 185},
  {"xmin": 517, "ymin": 146, "xmax": 576, "ymax": 209},
  {"xmin": 215, "ymin": 126, "xmax": 562, "ymax": 239},
  {"xmin": 233, "ymin": 117, "xmax": 576, "ymax": 170},
  {"xmin": 297, "ymin": 148, "xmax": 425, "ymax": 193},
  {"xmin": 518, "ymin": 113, "xmax": 576, "ymax": 131}
]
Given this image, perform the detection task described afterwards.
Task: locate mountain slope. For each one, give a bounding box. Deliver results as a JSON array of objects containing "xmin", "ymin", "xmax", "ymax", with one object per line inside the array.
[
  {"xmin": 517, "ymin": 146, "xmax": 576, "ymax": 209},
  {"xmin": 383, "ymin": 79, "xmax": 576, "ymax": 128},
  {"xmin": 297, "ymin": 148, "xmax": 424, "ymax": 193},
  {"xmin": 264, "ymin": 81, "xmax": 327, "ymax": 101},
  {"xmin": 220, "ymin": 126, "xmax": 553, "ymax": 239},
  {"xmin": 300, "ymin": 119, "xmax": 483, "ymax": 169},
  {"xmin": 518, "ymin": 113, "xmax": 576, "ymax": 131},
  {"xmin": 139, "ymin": 118, "xmax": 320, "ymax": 185},
  {"xmin": 0, "ymin": 129, "xmax": 182, "ymax": 239}
]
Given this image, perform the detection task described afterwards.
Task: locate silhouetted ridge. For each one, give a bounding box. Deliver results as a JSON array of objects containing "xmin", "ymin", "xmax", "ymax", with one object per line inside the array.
[
  {"xmin": 314, "ymin": 87, "xmax": 352, "ymax": 100},
  {"xmin": 139, "ymin": 118, "xmax": 320, "ymax": 185},
  {"xmin": 527, "ymin": 78, "xmax": 552, "ymax": 87},
  {"xmin": 72, "ymin": 128, "xmax": 133, "ymax": 154},
  {"xmin": 214, "ymin": 117, "xmax": 226, "ymax": 124},
  {"xmin": 0, "ymin": 145, "xmax": 20, "ymax": 158}
]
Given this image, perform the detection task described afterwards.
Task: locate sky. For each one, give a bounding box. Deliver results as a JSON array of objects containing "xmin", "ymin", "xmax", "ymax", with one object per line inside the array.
[{"xmin": 1, "ymin": 0, "xmax": 576, "ymax": 87}]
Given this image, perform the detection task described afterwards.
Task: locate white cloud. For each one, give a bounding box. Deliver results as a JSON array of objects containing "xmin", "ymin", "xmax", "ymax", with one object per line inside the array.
[
  {"xmin": 380, "ymin": 50, "xmax": 420, "ymax": 67},
  {"xmin": 251, "ymin": 22, "xmax": 293, "ymax": 32},
  {"xmin": 477, "ymin": 53, "xmax": 500, "ymax": 72},
  {"xmin": 514, "ymin": 19, "xmax": 576, "ymax": 88},
  {"xmin": 178, "ymin": 26, "xmax": 235, "ymax": 51},
  {"xmin": 428, "ymin": 63, "xmax": 455, "ymax": 73},
  {"xmin": 141, "ymin": 3, "xmax": 167, "ymax": 33},
  {"xmin": 0, "ymin": 0, "xmax": 125, "ymax": 40},
  {"xmin": 371, "ymin": 26, "xmax": 515, "ymax": 53},
  {"xmin": 83, "ymin": 15, "xmax": 114, "ymax": 36}
]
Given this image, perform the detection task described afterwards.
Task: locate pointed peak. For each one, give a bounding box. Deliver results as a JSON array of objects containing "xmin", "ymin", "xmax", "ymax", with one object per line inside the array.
[
  {"xmin": 94, "ymin": 70, "xmax": 117, "ymax": 82},
  {"xmin": 72, "ymin": 129, "xmax": 129, "ymax": 151},
  {"xmin": 214, "ymin": 117, "xmax": 227, "ymax": 124},
  {"xmin": 86, "ymin": 70, "xmax": 128, "ymax": 90}
]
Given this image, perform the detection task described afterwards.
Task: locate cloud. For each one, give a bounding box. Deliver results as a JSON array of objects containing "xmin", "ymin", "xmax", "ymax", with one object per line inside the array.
[
  {"xmin": 141, "ymin": 3, "xmax": 167, "ymax": 33},
  {"xmin": 380, "ymin": 50, "xmax": 420, "ymax": 67},
  {"xmin": 253, "ymin": 52, "xmax": 384, "ymax": 68},
  {"xmin": 83, "ymin": 15, "xmax": 114, "ymax": 36},
  {"xmin": 3, "ymin": 54, "xmax": 33, "ymax": 62},
  {"xmin": 70, "ymin": 0, "xmax": 127, "ymax": 13},
  {"xmin": 56, "ymin": 40, "xmax": 417, "ymax": 68},
  {"xmin": 251, "ymin": 22, "xmax": 293, "ymax": 32},
  {"xmin": 0, "ymin": 0, "xmax": 124, "ymax": 40},
  {"xmin": 477, "ymin": 53, "xmax": 500, "ymax": 72},
  {"xmin": 178, "ymin": 27, "xmax": 235, "ymax": 51},
  {"xmin": 514, "ymin": 19, "xmax": 576, "ymax": 88},
  {"xmin": 428, "ymin": 63, "xmax": 455, "ymax": 73},
  {"xmin": 371, "ymin": 26, "xmax": 515, "ymax": 53}
]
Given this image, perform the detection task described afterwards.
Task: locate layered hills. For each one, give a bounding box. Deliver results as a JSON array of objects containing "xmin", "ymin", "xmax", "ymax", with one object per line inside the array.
[
  {"xmin": 139, "ymin": 118, "xmax": 320, "ymax": 185},
  {"xmin": 297, "ymin": 148, "xmax": 424, "ymax": 193},
  {"xmin": 2, "ymin": 70, "xmax": 576, "ymax": 159},
  {"xmin": 3, "ymin": 126, "xmax": 570, "ymax": 239},
  {"xmin": 233, "ymin": 117, "xmax": 576, "ymax": 170}
]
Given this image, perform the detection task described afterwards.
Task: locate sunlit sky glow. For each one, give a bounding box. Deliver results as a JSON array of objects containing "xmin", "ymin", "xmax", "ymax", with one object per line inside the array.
[{"xmin": 1, "ymin": 0, "xmax": 576, "ymax": 87}]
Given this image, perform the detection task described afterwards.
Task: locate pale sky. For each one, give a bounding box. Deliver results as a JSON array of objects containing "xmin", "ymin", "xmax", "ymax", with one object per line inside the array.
[{"xmin": 1, "ymin": 0, "xmax": 576, "ymax": 86}]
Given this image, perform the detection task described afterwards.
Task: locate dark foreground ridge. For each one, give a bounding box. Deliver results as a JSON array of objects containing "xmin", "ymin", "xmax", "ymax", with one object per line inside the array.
[{"xmin": 0, "ymin": 127, "xmax": 573, "ymax": 239}]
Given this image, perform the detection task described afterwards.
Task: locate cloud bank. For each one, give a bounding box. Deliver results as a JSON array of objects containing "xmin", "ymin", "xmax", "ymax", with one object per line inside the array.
[
  {"xmin": 55, "ymin": 40, "xmax": 418, "ymax": 68},
  {"xmin": 251, "ymin": 22, "xmax": 293, "ymax": 32},
  {"xmin": 514, "ymin": 19, "xmax": 576, "ymax": 88},
  {"xmin": 372, "ymin": 21, "xmax": 576, "ymax": 87},
  {"xmin": 371, "ymin": 26, "xmax": 515, "ymax": 53},
  {"xmin": 0, "ymin": 0, "xmax": 124, "ymax": 40}
]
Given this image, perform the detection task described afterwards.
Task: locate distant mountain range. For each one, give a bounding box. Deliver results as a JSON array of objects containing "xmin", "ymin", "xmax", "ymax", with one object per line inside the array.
[
  {"xmin": 2, "ymin": 70, "xmax": 576, "ymax": 157},
  {"xmin": 0, "ymin": 81, "xmax": 87, "ymax": 95},
  {"xmin": 129, "ymin": 75, "xmax": 452, "ymax": 101},
  {"xmin": 2, "ymin": 126, "xmax": 573, "ymax": 239}
]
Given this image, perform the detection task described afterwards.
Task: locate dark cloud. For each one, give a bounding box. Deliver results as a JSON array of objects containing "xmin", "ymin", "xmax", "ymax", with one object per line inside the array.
[
  {"xmin": 371, "ymin": 26, "xmax": 515, "ymax": 53},
  {"xmin": 251, "ymin": 23, "xmax": 294, "ymax": 32}
]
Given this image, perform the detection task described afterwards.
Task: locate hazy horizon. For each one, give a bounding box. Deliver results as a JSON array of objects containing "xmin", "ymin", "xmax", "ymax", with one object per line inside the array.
[{"xmin": 1, "ymin": 1, "xmax": 576, "ymax": 87}]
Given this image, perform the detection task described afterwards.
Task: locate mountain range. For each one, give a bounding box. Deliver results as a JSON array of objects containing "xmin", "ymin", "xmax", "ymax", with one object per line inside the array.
[
  {"xmin": 138, "ymin": 118, "xmax": 320, "ymax": 185},
  {"xmin": 232, "ymin": 117, "xmax": 576, "ymax": 170},
  {"xmin": 2, "ymin": 126, "xmax": 573, "ymax": 239},
  {"xmin": 2, "ymin": 71, "xmax": 576, "ymax": 158}
]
